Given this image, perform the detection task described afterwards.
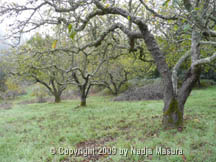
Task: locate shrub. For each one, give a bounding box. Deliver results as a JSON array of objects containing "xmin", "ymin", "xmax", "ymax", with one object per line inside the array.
[
  {"xmin": 31, "ymin": 84, "xmax": 49, "ymax": 103},
  {"xmin": 0, "ymin": 78, "xmax": 27, "ymax": 100},
  {"xmin": 89, "ymin": 85, "xmax": 104, "ymax": 94},
  {"xmin": 99, "ymin": 87, "xmax": 114, "ymax": 96},
  {"xmin": 5, "ymin": 90, "xmax": 20, "ymax": 99},
  {"xmin": 194, "ymin": 79, "xmax": 216, "ymax": 88},
  {"xmin": 118, "ymin": 82, "xmax": 131, "ymax": 94},
  {"xmin": 114, "ymin": 79, "xmax": 163, "ymax": 101},
  {"xmin": 178, "ymin": 79, "xmax": 216, "ymax": 89},
  {"xmin": 128, "ymin": 78, "xmax": 161, "ymax": 88}
]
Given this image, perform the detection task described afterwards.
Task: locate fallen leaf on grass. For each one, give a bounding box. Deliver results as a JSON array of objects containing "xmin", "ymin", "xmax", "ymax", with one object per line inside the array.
[{"xmin": 182, "ymin": 154, "xmax": 187, "ymax": 162}]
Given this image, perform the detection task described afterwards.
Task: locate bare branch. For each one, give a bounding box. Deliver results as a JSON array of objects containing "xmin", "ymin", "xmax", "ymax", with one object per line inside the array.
[
  {"xmin": 79, "ymin": 23, "xmax": 142, "ymax": 50},
  {"xmin": 200, "ymin": 41, "xmax": 216, "ymax": 46},
  {"xmin": 139, "ymin": 0, "xmax": 178, "ymax": 20},
  {"xmin": 31, "ymin": 74, "xmax": 54, "ymax": 94},
  {"xmin": 203, "ymin": 30, "xmax": 216, "ymax": 37},
  {"xmin": 44, "ymin": 0, "xmax": 80, "ymax": 13},
  {"xmin": 172, "ymin": 50, "xmax": 191, "ymax": 95},
  {"xmin": 93, "ymin": 0, "xmax": 146, "ymax": 27},
  {"xmin": 140, "ymin": 0, "xmax": 178, "ymax": 20},
  {"xmin": 191, "ymin": 52, "xmax": 216, "ymax": 67}
]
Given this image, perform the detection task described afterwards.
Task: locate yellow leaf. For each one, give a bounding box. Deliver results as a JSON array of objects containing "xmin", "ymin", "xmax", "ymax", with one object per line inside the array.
[
  {"xmin": 194, "ymin": 119, "xmax": 200, "ymax": 123},
  {"xmin": 52, "ymin": 40, "xmax": 58, "ymax": 49},
  {"xmin": 105, "ymin": 4, "xmax": 110, "ymax": 8},
  {"xmin": 127, "ymin": 16, "xmax": 131, "ymax": 20}
]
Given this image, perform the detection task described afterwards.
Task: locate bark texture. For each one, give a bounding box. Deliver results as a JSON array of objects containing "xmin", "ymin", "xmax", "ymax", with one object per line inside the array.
[
  {"xmin": 54, "ymin": 93, "xmax": 61, "ymax": 103},
  {"xmin": 80, "ymin": 96, "xmax": 86, "ymax": 106},
  {"xmin": 162, "ymin": 98, "xmax": 183, "ymax": 128}
]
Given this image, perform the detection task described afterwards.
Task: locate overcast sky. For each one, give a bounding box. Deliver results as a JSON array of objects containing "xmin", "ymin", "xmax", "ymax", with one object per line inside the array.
[{"xmin": 0, "ymin": 0, "xmax": 43, "ymax": 49}]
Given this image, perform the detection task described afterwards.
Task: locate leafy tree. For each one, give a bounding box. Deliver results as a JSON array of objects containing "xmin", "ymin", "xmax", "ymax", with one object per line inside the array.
[
  {"xmin": 100, "ymin": 50, "xmax": 154, "ymax": 95},
  {"xmin": 100, "ymin": 59, "xmax": 129, "ymax": 96},
  {"xmin": 66, "ymin": 41, "xmax": 110, "ymax": 106},
  {"xmin": 14, "ymin": 33, "xmax": 71, "ymax": 103}
]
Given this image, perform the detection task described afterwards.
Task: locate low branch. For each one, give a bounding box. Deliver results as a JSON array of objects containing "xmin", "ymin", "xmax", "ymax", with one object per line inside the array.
[
  {"xmin": 200, "ymin": 41, "xmax": 216, "ymax": 46},
  {"xmin": 44, "ymin": 0, "xmax": 80, "ymax": 13},
  {"xmin": 93, "ymin": 0, "xmax": 146, "ymax": 27},
  {"xmin": 139, "ymin": 0, "xmax": 178, "ymax": 20},
  {"xmin": 191, "ymin": 52, "xmax": 216, "ymax": 67},
  {"xmin": 85, "ymin": 84, "xmax": 92, "ymax": 98},
  {"xmin": 203, "ymin": 30, "xmax": 216, "ymax": 37},
  {"xmin": 31, "ymin": 74, "xmax": 53, "ymax": 94},
  {"xmin": 79, "ymin": 23, "xmax": 142, "ymax": 50}
]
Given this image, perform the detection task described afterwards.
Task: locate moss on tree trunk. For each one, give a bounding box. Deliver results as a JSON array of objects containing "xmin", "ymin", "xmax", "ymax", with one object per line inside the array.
[
  {"xmin": 54, "ymin": 95, "xmax": 61, "ymax": 103},
  {"xmin": 80, "ymin": 96, "xmax": 86, "ymax": 106},
  {"xmin": 163, "ymin": 98, "xmax": 183, "ymax": 128}
]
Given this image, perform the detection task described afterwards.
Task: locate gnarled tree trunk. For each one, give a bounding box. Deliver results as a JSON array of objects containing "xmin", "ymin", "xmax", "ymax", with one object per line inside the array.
[
  {"xmin": 138, "ymin": 25, "xmax": 202, "ymax": 129},
  {"xmin": 79, "ymin": 83, "xmax": 91, "ymax": 107},
  {"xmin": 54, "ymin": 94, "xmax": 61, "ymax": 103},
  {"xmin": 163, "ymin": 66, "xmax": 201, "ymax": 128},
  {"xmin": 163, "ymin": 30, "xmax": 202, "ymax": 128},
  {"xmin": 80, "ymin": 95, "xmax": 86, "ymax": 106},
  {"xmin": 163, "ymin": 98, "xmax": 183, "ymax": 128}
]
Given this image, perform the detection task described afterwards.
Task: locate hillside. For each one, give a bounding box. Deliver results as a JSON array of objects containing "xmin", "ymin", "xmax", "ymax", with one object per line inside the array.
[{"xmin": 0, "ymin": 86, "xmax": 216, "ymax": 162}]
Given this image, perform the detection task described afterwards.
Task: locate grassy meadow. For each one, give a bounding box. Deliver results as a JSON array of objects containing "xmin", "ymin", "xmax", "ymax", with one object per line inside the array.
[{"xmin": 0, "ymin": 86, "xmax": 216, "ymax": 162}]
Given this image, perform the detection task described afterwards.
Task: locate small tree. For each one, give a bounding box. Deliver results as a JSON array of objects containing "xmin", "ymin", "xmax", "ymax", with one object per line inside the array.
[
  {"xmin": 99, "ymin": 58, "xmax": 129, "ymax": 96},
  {"xmin": 103, "ymin": 67, "xmax": 129, "ymax": 96},
  {"xmin": 67, "ymin": 45, "xmax": 109, "ymax": 106},
  {"xmin": 14, "ymin": 34, "xmax": 71, "ymax": 103}
]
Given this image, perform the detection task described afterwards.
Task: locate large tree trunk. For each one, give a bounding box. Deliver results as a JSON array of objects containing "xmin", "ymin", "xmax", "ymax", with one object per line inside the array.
[
  {"xmin": 138, "ymin": 25, "xmax": 202, "ymax": 129},
  {"xmin": 54, "ymin": 93, "xmax": 61, "ymax": 103},
  {"xmin": 79, "ymin": 85, "xmax": 87, "ymax": 107},
  {"xmin": 165, "ymin": 30, "xmax": 202, "ymax": 129},
  {"xmin": 80, "ymin": 95, "xmax": 86, "ymax": 106},
  {"xmin": 163, "ymin": 66, "xmax": 201, "ymax": 128},
  {"xmin": 139, "ymin": 25, "xmax": 175, "ymax": 105},
  {"xmin": 138, "ymin": 25, "xmax": 180, "ymax": 128},
  {"xmin": 162, "ymin": 98, "xmax": 183, "ymax": 128}
]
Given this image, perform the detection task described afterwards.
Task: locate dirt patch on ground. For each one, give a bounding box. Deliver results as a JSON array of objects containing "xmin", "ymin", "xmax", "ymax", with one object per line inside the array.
[
  {"xmin": 0, "ymin": 103, "xmax": 12, "ymax": 110},
  {"xmin": 114, "ymin": 81, "xmax": 163, "ymax": 101},
  {"xmin": 62, "ymin": 136, "xmax": 116, "ymax": 162},
  {"xmin": 76, "ymin": 136, "xmax": 115, "ymax": 148}
]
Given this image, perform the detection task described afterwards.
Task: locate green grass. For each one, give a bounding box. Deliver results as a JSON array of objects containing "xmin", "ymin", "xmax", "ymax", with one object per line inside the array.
[{"xmin": 0, "ymin": 86, "xmax": 216, "ymax": 162}]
